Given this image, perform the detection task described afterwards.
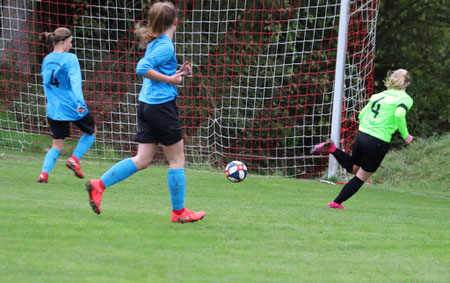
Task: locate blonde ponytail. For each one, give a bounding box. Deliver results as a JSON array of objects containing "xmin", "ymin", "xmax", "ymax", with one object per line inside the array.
[{"xmin": 384, "ymin": 69, "xmax": 411, "ymax": 90}]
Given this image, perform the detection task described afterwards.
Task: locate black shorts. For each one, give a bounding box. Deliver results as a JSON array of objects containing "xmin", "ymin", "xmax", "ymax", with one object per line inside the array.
[
  {"xmin": 48, "ymin": 112, "xmax": 96, "ymax": 139},
  {"xmin": 134, "ymin": 100, "xmax": 183, "ymax": 146},
  {"xmin": 352, "ymin": 131, "xmax": 390, "ymax": 173}
]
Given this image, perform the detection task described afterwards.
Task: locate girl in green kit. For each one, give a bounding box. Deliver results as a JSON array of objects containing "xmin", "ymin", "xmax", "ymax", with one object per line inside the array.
[{"xmin": 312, "ymin": 69, "xmax": 414, "ymax": 209}]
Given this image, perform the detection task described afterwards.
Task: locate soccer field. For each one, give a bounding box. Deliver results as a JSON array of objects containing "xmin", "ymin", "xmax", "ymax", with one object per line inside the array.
[{"xmin": 0, "ymin": 149, "xmax": 448, "ymax": 282}]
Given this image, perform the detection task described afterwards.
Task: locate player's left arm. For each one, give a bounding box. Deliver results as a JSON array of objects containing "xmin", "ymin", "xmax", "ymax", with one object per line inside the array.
[
  {"xmin": 395, "ymin": 97, "xmax": 414, "ymax": 143},
  {"xmin": 68, "ymin": 55, "xmax": 86, "ymax": 111}
]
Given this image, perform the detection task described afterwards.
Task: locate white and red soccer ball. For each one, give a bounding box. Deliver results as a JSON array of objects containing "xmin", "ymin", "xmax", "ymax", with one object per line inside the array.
[{"xmin": 225, "ymin": 161, "xmax": 248, "ymax": 182}]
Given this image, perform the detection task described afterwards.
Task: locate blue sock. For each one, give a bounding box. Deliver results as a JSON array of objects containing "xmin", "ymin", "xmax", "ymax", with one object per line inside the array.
[
  {"xmin": 72, "ymin": 133, "xmax": 95, "ymax": 160},
  {"xmin": 41, "ymin": 148, "xmax": 61, "ymax": 173},
  {"xmin": 167, "ymin": 168, "xmax": 186, "ymax": 210},
  {"xmin": 100, "ymin": 158, "xmax": 137, "ymax": 188}
]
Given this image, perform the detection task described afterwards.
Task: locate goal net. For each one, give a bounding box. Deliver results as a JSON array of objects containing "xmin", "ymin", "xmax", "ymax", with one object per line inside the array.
[{"xmin": 0, "ymin": 0, "xmax": 380, "ymax": 178}]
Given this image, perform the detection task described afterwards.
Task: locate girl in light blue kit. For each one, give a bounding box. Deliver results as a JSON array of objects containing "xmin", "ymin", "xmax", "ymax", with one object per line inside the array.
[
  {"xmin": 38, "ymin": 27, "xmax": 96, "ymax": 183},
  {"xmin": 85, "ymin": 2, "xmax": 205, "ymax": 223}
]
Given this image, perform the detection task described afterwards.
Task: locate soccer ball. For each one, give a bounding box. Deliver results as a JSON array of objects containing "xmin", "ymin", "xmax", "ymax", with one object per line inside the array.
[{"xmin": 225, "ymin": 161, "xmax": 248, "ymax": 182}]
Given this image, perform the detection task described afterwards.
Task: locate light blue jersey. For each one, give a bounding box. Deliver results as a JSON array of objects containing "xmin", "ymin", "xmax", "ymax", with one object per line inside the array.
[
  {"xmin": 136, "ymin": 35, "xmax": 178, "ymax": 104},
  {"xmin": 41, "ymin": 52, "xmax": 87, "ymax": 121}
]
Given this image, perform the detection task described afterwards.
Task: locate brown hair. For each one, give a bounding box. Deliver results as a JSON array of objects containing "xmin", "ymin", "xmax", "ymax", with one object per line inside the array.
[
  {"xmin": 39, "ymin": 27, "xmax": 72, "ymax": 50},
  {"xmin": 135, "ymin": 1, "xmax": 177, "ymax": 48},
  {"xmin": 384, "ymin": 69, "xmax": 411, "ymax": 90}
]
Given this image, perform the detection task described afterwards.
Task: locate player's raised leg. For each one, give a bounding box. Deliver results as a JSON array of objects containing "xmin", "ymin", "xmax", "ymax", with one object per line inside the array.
[
  {"xmin": 311, "ymin": 139, "xmax": 336, "ymax": 155},
  {"xmin": 66, "ymin": 134, "xmax": 95, "ymax": 178},
  {"xmin": 311, "ymin": 139, "xmax": 356, "ymax": 173},
  {"xmin": 85, "ymin": 143, "xmax": 154, "ymax": 214},
  {"xmin": 66, "ymin": 117, "xmax": 97, "ymax": 179}
]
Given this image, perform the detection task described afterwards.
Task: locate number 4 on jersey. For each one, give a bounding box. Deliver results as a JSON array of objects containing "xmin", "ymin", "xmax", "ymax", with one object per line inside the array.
[
  {"xmin": 371, "ymin": 96, "xmax": 385, "ymax": 118},
  {"xmin": 50, "ymin": 70, "xmax": 59, "ymax": 87}
]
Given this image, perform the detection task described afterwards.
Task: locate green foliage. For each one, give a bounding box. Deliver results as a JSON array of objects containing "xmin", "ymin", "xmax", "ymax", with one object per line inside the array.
[{"xmin": 375, "ymin": 0, "xmax": 450, "ymax": 138}]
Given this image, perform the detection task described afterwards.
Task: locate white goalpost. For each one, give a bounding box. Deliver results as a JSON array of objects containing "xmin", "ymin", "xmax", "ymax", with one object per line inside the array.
[{"xmin": 329, "ymin": 0, "xmax": 351, "ymax": 179}]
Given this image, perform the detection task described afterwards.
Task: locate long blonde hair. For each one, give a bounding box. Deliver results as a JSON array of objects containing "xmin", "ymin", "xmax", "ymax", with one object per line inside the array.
[
  {"xmin": 39, "ymin": 27, "xmax": 72, "ymax": 51},
  {"xmin": 384, "ymin": 69, "xmax": 410, "ymax": 90},
  {"xmin": 135, "ymin": 2, "xmax": 177, "ymax": 49}
]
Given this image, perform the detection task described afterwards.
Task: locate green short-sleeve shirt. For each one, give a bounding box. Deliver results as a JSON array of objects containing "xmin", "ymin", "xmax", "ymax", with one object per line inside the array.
[{"xmin": 358, "ymin": 89, "xmax": 413, "ymax": 143}]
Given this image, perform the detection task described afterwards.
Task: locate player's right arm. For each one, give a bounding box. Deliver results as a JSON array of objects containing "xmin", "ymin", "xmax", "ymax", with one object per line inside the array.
[
  {"xmin": 136, "ymin": 43, "xmax": 182, "ymax": 85},
  {"xmin": 143, "ymin": 69, "xmax": 182, "ymax": 85}
]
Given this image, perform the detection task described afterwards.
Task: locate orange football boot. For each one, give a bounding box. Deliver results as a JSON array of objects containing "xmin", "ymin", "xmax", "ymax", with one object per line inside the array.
[
  {"xmin": 171, "ymin": 208, "xmax": 206, "ymax": 223},
  {"xmin": 85, "ymin": 179, "xmax": 105, "ymax": 214},
  {"xmin": 66, "ymin": 156, "xmax": 84, "ymax": 178}
]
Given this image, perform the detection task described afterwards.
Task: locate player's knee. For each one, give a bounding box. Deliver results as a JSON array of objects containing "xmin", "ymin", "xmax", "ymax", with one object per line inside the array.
[
  {"xmin": 132, "ymin": 157, "xmax": 152, "ymax": 170},
  {"xmin": 136, "ymin": 161, "xmax": 151, "ymax": 171},
  {"xmin": 343, "ymin": 164, "xmax": 355, "ymax": 174},
  {"xmin": 168, "ymin": 160, "xmax": 184, "ymax": 170},
  {"xmin": 52, "ymin": 139, "xmax": 65, "ymax": 151},
  {"xmin": 351, "ymin": 165, "xmax": 360, "ymax": 175}
]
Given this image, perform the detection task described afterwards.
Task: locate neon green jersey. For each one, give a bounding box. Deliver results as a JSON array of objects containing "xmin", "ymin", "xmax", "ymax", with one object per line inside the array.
[{"xmin": 358, "ymin": 89, "xmax": 413, "ymax": 143}]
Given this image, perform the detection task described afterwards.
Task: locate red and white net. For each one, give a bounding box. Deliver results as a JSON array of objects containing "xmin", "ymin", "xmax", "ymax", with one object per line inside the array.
[{"xmin": 0, "ymin": 0, "xmax": 379, "ymax": 178}]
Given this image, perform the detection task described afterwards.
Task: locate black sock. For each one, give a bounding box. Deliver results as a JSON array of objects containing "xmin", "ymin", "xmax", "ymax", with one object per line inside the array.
[
  {"xmin": 334, "ymin": 176, "xmax": 365, "ymax": 204},
  {"xmin": 332, "ymin": 148, "xmax": 354, "ymax": 173}
]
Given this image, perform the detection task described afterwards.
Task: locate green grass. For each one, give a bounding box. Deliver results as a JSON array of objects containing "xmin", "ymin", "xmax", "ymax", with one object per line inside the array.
[
  {"xmin": 372, "ymin": 133, "xmax": 450, "ymax": 197},
  {"xmin": 0, "ymin": 126, "xmax": 122, "ymax": 160},
  {"xmin": 0, "ymin": 136, "xmax": 449, "ymax": 282}
]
